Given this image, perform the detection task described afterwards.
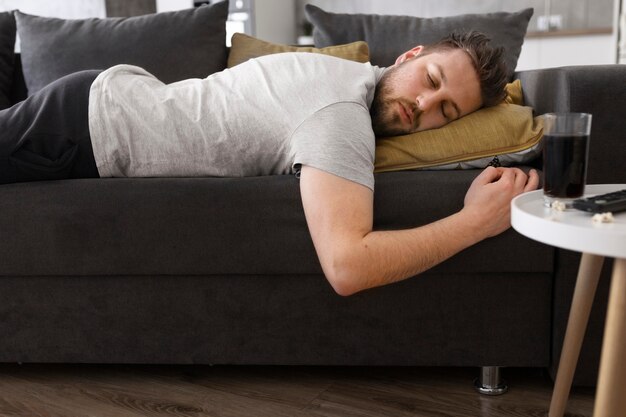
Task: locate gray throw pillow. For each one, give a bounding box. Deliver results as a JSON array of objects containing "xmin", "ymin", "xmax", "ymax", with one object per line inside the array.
[
  {"xmin": 0, "ymin": 11, "xmax": 16, "ymax": 109},
  {"xmin": 305, "ymin": 5, "xmax": 533, "ymax": 79},
  {"xmin": 15, "ymin": 2, "xmax": 229, "ymax": 95}
]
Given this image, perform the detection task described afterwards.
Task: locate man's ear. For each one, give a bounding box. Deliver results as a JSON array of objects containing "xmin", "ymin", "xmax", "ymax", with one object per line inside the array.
[{"xmin": 394, "ymin": 45, "xmax": 424, "ymax": 65}]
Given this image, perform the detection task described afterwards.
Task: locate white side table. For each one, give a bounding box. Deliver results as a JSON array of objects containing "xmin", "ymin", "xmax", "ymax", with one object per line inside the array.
[{"xmin": 511, "ymin": 184, "xmax": 626, "ymax": 417}]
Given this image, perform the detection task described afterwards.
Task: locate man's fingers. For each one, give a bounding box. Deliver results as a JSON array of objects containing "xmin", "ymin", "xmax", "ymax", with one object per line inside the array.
[
  {"xmin": 488, "ymin": 168, "xmax": 540, "ymax": 195},
  {"xmin": 524, "ymin": 169, "xmax": 540, "ymax": 192},
  {"xmin": 496, "ymin": 168, "xmax": 516, "ymax": 185},
  {"xmin": 513, "ymin": 168, "xmax": 528, "ymax": 191},
  {"xmin": 475, "ymin": 166, "xmax": 503, "ymax": 185}
]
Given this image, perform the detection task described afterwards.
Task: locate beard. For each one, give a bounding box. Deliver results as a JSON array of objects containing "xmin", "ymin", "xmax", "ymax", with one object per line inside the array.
[{"xmin": 370, "ymin": 65, "xmax": 421, "ymax": 137}]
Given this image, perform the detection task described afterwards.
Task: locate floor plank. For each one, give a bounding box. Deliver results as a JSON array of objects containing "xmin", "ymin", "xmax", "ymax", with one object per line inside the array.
[{"xmin": 0, "ymin": 365, "xmax": 594, "ymax": 417}]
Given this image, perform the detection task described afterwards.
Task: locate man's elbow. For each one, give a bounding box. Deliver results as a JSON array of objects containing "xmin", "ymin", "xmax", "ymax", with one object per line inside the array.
[
  {"xmin": 316, "ymin": 238, "xmax": 374, "ymax": 296},
  {"xmin": 324, "ymin": 259, "xmax": 364, "ymax": 297}
]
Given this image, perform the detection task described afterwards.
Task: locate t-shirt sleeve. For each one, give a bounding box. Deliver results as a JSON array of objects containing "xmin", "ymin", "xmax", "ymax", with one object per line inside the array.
[{"xmin": 290, "ymin": 102, "xmax": 376, "ymax": 191}]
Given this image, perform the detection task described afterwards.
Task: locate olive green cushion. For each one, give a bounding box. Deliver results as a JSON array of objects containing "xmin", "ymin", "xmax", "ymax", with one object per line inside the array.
[{"xmin": 227, "ymin": 32, "xmax": 370, "ymax": 67}]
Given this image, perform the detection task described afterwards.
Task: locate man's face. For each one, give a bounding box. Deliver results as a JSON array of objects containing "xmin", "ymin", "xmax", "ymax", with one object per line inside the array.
[{"xmin": 370, "ymin": 48, "xmax": 483, "ymax": 137}]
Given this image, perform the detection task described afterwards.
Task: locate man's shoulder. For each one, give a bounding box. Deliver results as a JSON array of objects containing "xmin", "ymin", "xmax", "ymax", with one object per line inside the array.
[
  {"xmin": 254, "ymin": 51, "xmax": 365, "ymax": 64},
  {"xmin": 250, "ymin": 53, "xmax": 384, "ymax": 92},
  {"xmin": 244, "ymin": 52, "xmax": 379, "ymax": 76}
]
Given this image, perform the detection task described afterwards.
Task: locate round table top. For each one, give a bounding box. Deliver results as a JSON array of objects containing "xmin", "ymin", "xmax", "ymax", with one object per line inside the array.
[{"xmin": 511, "ymin": 184, "xmax": 626, "ymax": 259}]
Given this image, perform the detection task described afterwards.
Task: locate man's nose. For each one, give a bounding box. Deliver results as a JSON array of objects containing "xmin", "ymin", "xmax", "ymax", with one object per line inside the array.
[{"xmin": 416, "ymin": 93, "xmax": 436, "ymax": 112}]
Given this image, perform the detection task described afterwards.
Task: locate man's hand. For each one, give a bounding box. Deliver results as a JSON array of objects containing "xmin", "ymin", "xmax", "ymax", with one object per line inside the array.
[{"xmin": 462, "ymin": 167, "xmax": 539, "ymax": 238}]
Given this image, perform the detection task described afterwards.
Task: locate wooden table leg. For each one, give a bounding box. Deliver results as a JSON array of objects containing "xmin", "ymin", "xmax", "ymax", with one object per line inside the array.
[
  {"xmin": 593, "ymin": 258, "xmax": 626, "ymax": 417},
  {"xmin": 549, "ymin": 253, "xmax": 605, "ymax": 417}
]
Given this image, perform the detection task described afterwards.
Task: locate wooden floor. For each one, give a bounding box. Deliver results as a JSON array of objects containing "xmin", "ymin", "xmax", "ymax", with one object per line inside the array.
[{"xmin": 0, "ymin": 365, "xmax": 594, "ymax": 417}]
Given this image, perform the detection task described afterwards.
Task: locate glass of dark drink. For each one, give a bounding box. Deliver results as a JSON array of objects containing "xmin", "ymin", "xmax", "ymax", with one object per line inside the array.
[{"xmin": 542, "ymin": 113, "xmax": 592, "ymax": 208}]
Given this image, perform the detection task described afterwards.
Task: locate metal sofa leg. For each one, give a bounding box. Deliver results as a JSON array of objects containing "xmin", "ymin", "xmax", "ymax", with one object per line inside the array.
[{"xmin": 474, "ymin": 366, "xmax": 509, "ymax": 395}]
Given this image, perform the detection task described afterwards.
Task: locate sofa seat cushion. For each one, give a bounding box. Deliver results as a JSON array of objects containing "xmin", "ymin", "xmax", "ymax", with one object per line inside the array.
[{"xmin": 0, "ymin": 172, "xmax": 552, "ymax": 276}]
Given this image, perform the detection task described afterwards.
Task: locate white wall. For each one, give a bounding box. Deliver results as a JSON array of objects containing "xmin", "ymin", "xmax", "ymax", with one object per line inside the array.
[
  {"xmin": 156, "ymin": 0, "xmax": 192, "ymax": 13},
  {"xmin": 517, "ymin": 34, "xmax": 616, "ymax": 70},
  {"xmin": 0, "ymin": 0, "xmax": 105, "ymax": 18},
  {"xmin": 254, "ymin": 0, "xmax": 295, "ymax": 44},
  {"xmin": 516, "ymin": 0, "xmax": 619, "ymax": 69}
]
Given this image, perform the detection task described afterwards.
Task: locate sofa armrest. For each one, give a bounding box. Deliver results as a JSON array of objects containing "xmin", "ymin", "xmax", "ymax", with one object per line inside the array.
[{"xmin": 515, "ymin": 65, "xmax": 626, "ymax": 184}]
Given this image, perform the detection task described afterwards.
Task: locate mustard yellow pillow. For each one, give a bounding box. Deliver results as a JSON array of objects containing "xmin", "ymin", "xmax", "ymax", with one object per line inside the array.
[
  {"xmin": 374, "ymin": 80, "xmax": 544, "ymax": 172},
  {"xmin": 227, "ymin": 32, "xmax": 370, "ymax": 68}
]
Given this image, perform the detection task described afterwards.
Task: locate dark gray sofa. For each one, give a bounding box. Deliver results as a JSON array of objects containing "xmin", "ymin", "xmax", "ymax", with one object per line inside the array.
[{"xmin": 1, "ymin": 51, "xmax": 625, "ymax": 388}]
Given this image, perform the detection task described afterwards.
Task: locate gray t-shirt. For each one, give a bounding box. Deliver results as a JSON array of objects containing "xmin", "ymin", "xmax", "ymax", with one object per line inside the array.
[{"xmin": 88, "ymin": 53, "xmax": 385, "ymax": 190}]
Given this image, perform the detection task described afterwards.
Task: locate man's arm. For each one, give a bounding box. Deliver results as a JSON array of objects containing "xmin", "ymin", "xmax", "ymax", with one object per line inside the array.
[{"xmin": 299, "ymin": 165, "xmax": 539, "ymax": 296}]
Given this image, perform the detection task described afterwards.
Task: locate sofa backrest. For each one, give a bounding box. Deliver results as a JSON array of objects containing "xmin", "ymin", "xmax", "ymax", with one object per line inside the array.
[{"xmin": 10, "ymin": 54, "xmax": 27, "ymax": 105}]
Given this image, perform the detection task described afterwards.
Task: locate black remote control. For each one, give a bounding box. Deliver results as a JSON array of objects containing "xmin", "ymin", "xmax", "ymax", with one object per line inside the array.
[{"xmin": 573, "ymin": 189, "xmax": 626, "ymax": 213}]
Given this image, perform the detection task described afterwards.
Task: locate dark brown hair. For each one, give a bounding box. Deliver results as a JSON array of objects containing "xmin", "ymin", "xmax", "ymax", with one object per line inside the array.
[{"xmin": 420, "ymin": 31, "xmax": 508, "ymax": 107}]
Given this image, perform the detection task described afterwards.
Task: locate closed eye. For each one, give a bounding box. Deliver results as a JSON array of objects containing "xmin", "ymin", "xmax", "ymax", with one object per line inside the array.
[
  {"xmin": 427, "ymin": 73, "xmax": 437, "ymax": 88},
  {"xmin": 441, "ymin": 103, "xmax": 449, "ymax": 122},
  {"xmin": 433, "ymin": 63, "xmax": 461, "ymax": 121}
]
